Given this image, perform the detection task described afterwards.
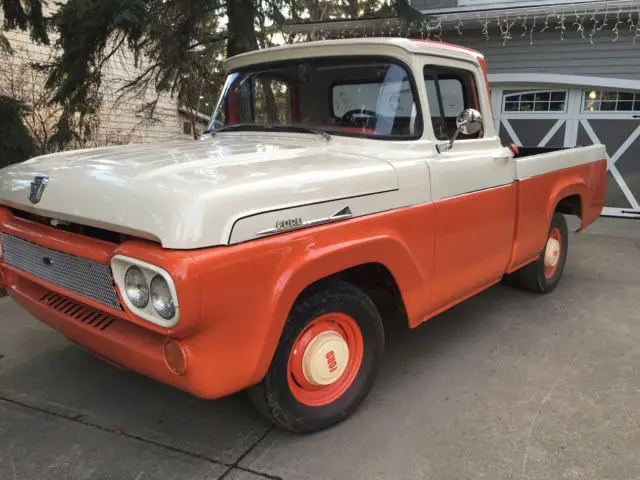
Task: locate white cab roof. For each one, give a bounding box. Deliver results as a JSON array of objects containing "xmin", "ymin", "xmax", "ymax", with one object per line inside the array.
[{"xmin": 224, "ymin": 37, "xmax": 485, "ymax": 72}]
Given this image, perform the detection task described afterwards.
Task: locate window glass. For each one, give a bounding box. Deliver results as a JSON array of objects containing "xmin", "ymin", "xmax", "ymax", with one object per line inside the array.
[
  {"xmin": 423, "ymin": 66, "xmax": 482, "ymax": 142},
  {"xmin": 253, "ymin": 78, "xmax": 291, "ymax": 124},
  {"xmin": 583, "ymin": 89, "xmax": 640, "ymax": 112},
  {"xmin": 210, "ymin": 57, "xmax": 422, "ymax": 139},
  {"xmin": 332, "ymin": 81, "xmax": 414, "ymax": 119},
  {"xmin": 502, "ymin": 90, "xmax": 567, "ymax": 113},
  {"xmin": 235, "ymin": 76, "xmax": 253, "ymax": 123},
  {"xmin": 425, "ymin": 78, "xmax": 464, "ymax": 117}
]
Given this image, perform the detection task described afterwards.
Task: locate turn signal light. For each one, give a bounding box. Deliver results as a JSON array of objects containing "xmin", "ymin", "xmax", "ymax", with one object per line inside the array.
[{"xmin": 163, "ymin": 339, "xmax": 187, "ymax": 375}]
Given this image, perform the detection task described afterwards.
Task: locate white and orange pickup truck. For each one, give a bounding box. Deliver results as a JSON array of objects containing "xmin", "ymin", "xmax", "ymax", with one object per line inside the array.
[{"xmin": 0, "ymin": 38, "xmax": 606, "ymax": 433}]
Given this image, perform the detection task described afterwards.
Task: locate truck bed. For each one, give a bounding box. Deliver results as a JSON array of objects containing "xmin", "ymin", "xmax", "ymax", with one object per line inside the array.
[{"xmin": 514, "ymin": 144, "xmax": 607, "ymax": 180}]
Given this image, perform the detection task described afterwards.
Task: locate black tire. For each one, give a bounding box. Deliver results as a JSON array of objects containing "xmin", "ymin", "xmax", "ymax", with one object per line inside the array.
[
  {"xmin": 507, "ymin": 212, "xmax": 569, "ymax": 293},
  {"xmin": 248, "ymin": 280, "xmax": 385, "ymax": 433}
]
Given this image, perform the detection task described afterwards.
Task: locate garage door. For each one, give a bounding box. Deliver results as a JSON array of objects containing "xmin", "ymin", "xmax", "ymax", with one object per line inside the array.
[{"xmin": 495, "ymin": 86, "xmax": 640, "ymax": 219}]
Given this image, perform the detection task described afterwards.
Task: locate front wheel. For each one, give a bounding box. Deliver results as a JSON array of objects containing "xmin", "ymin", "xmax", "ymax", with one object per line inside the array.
[
  {"xmin": 507, "ymin": 212, "xmax": 569, "ymax": 293},
  {"xmin": 248, "ymin": 280, "xmax": 384, "ymax": 433}
]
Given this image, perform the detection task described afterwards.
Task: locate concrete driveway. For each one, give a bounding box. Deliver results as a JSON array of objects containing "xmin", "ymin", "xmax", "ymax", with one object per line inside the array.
[{"xmin": 1, "ymin": 218, "xmax": 639, "ymax": 480}]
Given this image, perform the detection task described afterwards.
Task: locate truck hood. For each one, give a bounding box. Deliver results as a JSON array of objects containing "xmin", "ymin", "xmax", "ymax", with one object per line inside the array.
[{"xmin": 0, "ymin": 133, "xmax": 398, "ymax": 249}]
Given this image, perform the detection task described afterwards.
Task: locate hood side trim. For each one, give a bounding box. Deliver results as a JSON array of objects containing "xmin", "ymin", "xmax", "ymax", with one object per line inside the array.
[{"xmin": 228, "ymin": 188, "xmax": 397, "ymax": 244}]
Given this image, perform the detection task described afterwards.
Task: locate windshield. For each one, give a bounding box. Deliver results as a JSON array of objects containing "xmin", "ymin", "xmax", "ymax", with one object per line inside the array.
[{"xmin": 208, "ymin": 56, "xmax": 422, "ymax": 139}]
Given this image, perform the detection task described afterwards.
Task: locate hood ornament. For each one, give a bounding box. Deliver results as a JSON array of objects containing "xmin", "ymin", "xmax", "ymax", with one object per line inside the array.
[{"xmin": 29, "ymin": 175, "xmax": 49, "ymax": 204}]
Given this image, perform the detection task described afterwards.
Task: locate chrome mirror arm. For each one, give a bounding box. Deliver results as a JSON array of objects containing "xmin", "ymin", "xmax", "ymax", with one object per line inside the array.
[{"xmin": 437, "ymin": 108, "xmax": 483, "ymax": 153}]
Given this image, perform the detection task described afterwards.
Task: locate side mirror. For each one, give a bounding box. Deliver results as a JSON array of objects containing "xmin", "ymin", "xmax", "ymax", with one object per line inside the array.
[
  {"xmin": 438, "ymin": 108, "xmax": 483, "ymax": 152},
  {"xmin": 456, "ymin": 108, "xmax": 483, "ymax": 136}
]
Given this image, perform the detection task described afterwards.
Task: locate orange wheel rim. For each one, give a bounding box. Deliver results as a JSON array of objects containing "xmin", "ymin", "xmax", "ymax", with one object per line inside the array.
[
  {"xmin": 287, "ymin": 312, "xmax": 364, "ymax": 407},
  {"xmin": 544, "ymin": 227, "xmax": 562, "ymax": 279}
]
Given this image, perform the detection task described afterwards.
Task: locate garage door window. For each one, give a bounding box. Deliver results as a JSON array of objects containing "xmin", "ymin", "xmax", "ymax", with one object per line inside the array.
[
  {"xmin": 583, "ymin": 89, "xmax": 640, "ymax": 112},
  {"xmin": 503, "ymin": 90, "xmax": 567, "ymax": 113}
]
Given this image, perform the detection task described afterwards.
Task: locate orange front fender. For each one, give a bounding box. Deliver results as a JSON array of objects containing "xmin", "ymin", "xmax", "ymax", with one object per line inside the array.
[
  {"xmin": 256, "ymin": 226, "xmax": 433, "ymax": 383},
  {"xmin": 186, "ymin": 202, "xmax": 436, "ymax": 394}
]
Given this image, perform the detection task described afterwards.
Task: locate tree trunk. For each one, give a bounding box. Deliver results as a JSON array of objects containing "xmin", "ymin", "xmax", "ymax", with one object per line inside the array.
[
  {"xmin": 261, "ymin": 81, "xmax": 279, "ymax": 123},
  {"xmin": 226, "ymin": 0, "xmax": 258, "ymax": 58}
]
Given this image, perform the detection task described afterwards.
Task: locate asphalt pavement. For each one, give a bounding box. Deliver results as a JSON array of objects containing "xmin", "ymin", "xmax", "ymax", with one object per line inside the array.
[{"xmin": 1, "ymin": 217, "xmax": 639, "ymax": 480}]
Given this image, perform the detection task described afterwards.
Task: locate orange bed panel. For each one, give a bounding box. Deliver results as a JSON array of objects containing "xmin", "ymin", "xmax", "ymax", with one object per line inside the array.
[{"xmin": 508, "ymin": 159, "xmax": 607, "ymax": 272}]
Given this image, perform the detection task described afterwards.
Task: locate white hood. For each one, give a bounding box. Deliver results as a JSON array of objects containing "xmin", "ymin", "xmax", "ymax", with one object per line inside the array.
[{"xmin": 0, "ymin": 133, "xmax": 399, "ymax": 249}]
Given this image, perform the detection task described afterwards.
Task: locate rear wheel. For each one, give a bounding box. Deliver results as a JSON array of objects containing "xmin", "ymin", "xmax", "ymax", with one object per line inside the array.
[
  {"xmin": 507, "ymin": 212, "xmax": 569, "ymax": 293},
  {"xmin": 248, "ymin": 280, "xmax": 384, "ymax": 433}
]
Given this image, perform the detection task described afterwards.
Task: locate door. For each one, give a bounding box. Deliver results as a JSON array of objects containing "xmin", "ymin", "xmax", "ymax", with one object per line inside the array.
[
  {"xmin": 423, "ymin": 62, "xmax": 517, "ymax": 312},
  {"xmin": 577, "ymin": 88, "xmax": 640, "ymax": 219}
]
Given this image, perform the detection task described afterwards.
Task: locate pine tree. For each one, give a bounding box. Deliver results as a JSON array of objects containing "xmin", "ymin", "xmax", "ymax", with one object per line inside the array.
[
  {"xmin": 0, "ymin": 96, "xmax": 36, "ymax": 167},
  {"xmin": 0, "ymin": 0, "xmax": 49, "ymax": 54},
  {"xmin": 1, "ymin": 1, "xmax": 424, "ymax": 153}
]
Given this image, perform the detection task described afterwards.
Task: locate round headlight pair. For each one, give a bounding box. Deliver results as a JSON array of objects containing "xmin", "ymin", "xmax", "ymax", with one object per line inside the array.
[{"xmin": 124, "ymin": 266, "xmax": 175, "ymax": 319}]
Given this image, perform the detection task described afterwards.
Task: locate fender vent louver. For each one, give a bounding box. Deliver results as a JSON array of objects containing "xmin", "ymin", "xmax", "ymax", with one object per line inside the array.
[{"xmin": 40, "ymin": 291, "xmax": 117, "ymax": 331}]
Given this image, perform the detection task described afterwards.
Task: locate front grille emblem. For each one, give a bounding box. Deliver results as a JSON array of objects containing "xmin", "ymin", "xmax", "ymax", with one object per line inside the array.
[
  {"xmin": 29, "ymin": 175, "xmax": 49, "ymax": 204},
  {"xmin": 42, "ymin": 256, "xmax": 53, "ymax": 267}
]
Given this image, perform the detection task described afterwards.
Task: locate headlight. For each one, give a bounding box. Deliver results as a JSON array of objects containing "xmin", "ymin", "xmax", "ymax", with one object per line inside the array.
[
  {"xmin": 124, "ymin": 266, "xmax": 149, "ymax": 308},
  {"xmin": 111, "ymin": 255, "xmax": 180, "ymax": 328},
  {"xmin": 150, "ymin": 275, "xmax": 176, "ymax": 319}
]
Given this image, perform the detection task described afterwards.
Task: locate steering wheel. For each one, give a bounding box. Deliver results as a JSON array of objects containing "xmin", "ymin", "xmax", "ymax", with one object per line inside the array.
[{"xmin": 341, "ymin": 109, "xmax": 378, "ymax": 128}]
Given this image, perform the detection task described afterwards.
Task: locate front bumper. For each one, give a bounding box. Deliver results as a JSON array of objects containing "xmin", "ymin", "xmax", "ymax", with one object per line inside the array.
[
  {"xmin": 0, "ymin": 207, "xmax": 268, "ymax": 400},
  {"xmin": 6, "ymin": 271, "xmax": 193, "ymax": 392}
]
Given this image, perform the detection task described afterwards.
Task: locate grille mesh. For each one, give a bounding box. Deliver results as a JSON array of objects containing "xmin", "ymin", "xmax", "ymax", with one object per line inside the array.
[{"xmin": 1, "ymin": 233, "xmax": 122, "ymax": 310}]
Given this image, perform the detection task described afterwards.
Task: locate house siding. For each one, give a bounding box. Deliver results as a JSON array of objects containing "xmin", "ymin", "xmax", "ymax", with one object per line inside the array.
[
  {"xmin": 0, "ymin": 3, "xmax": 189, "ymax": 150},
  {"xmin": 451, "ymin": 28, "xmax": 640, "ymax": 81},
  {"xmin": 411, "ymin": 0, "xmax": 604, "ymax": 14},
  {"xmin": 410, "ymin": 0, "xmax": 457, "ymax": 10}
]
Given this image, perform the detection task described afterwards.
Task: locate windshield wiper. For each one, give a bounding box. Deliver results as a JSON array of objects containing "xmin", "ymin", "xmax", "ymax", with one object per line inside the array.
[
  {"xmin": 274, "ymin": 124, "xmax": 332, "ymax": 141},
  {"xmin": 206, "ymin": 123, "xmax": 331, "ymax": 141},
  {"xmin": 206, "ymin": 123, "xmax": 262, "ymax": 135}
]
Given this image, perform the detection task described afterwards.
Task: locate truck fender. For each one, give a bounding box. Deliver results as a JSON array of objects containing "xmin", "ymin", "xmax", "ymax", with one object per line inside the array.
[
  {"xmin": 251, "ymin": 233, "xmax": 428, "ymax": 383},
  {"xmin": 546, "ymin": 176, "xmax": 586, "ymax": 234}
]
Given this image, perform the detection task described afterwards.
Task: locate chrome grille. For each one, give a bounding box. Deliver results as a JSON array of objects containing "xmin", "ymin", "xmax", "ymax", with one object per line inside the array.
[{"xmin": 1, "ymin": 233, "xmax": 122, "ymax": 310}]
